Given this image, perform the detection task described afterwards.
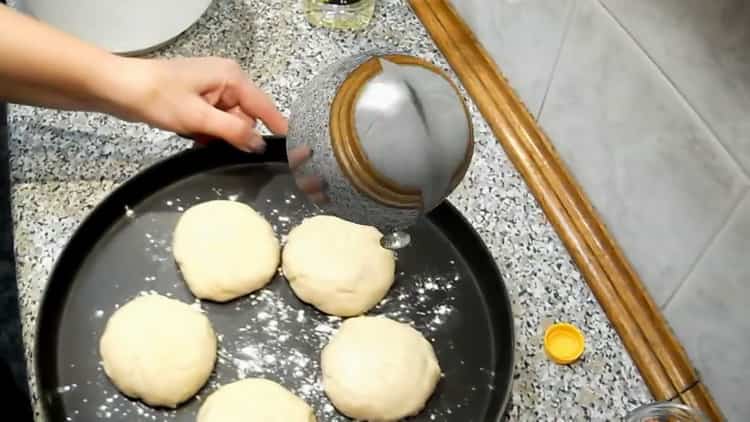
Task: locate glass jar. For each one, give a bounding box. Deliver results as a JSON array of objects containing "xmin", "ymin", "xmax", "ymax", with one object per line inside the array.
[
  {"xmin": 304, "ymin": 0, "xmax": 376, "ymax": 30},
  {"xmin": 625, "ymin": 402, "xmax": 706, "ymax": 422}
]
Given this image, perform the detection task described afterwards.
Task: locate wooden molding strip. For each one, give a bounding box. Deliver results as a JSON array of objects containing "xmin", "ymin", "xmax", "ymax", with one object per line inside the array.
[
  {"xmin": 681, "ymin": 383, "xmax": 724, "ymax": 421},
  {"xmin": 409, "ymin": 1, "xmax": 723, "ymax": 420}
]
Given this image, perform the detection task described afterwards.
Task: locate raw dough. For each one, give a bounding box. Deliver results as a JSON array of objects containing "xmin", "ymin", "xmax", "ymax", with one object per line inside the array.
[
  {"xmin": 173, "ymin": 200, "xmax": 280, "ymax": 301},
  {"xmin": 321, "ymin": 316, "xmax": 441, "ymax": 421},
  {"xmin": 282, "ymin": 215, "xmax": 395, "ymax": 316},
  {"xmin": 99, "ymin": 294, "xmax": 217, "ymax": 408},
  {"xmin": 197, "ymin": 378, "xmax": 316, "ymax": 422}
]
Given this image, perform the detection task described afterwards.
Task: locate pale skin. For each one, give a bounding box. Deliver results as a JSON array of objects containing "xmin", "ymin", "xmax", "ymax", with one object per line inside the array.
[
  {"xmin": 0, "ymin": 5, "xmax": 324, "ymax": 414},
  {"xmin": 0, "ymin": 4, "xmax": 324, "ymax": 198}
]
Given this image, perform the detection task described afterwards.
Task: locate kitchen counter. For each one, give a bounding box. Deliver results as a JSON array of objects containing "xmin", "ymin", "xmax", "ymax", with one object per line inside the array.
[{"xmin": 8, "ymin": 0, "xmax": 652, "ymax": 420}]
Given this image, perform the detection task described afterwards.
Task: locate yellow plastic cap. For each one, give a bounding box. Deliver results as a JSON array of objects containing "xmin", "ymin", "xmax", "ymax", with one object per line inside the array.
[{"xmin": 544, "ymin": 323, "xmax": 585, "ymax": 365}]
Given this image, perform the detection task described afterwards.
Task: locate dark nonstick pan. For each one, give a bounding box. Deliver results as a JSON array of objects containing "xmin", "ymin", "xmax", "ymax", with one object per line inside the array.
[{"xmin": 34, "ymin": 137, "xmax": 514, "ymax": 421}]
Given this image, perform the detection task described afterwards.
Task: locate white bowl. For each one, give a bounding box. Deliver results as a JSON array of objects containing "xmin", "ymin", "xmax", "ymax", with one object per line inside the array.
[{"xmin": 17, "ymin": 0, "xmax": 212, "ymax": 55}]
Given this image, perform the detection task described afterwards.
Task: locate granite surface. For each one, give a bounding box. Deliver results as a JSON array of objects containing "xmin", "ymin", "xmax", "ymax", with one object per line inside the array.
[{"xmin": 8, "ymin": 0, "xmax": 652, "ymax": 420}]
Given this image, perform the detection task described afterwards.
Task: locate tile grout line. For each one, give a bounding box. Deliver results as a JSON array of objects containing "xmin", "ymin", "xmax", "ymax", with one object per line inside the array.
[
  {"xmin": 597, "ymin": 0, "xmax": 750, "ymax": 185},
  {"xmin": 662, "ymin": 187, "xmax": 749, "ymax": 310},
  {"xmin": 535, "ymin": 0, "xmax": 577, "ymax": 120}
]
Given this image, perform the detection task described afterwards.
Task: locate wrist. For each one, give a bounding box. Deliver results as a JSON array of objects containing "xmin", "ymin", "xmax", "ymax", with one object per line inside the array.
[{"xmin": 88, "ymin": 55, "xmax": 157, "ymax": 121}]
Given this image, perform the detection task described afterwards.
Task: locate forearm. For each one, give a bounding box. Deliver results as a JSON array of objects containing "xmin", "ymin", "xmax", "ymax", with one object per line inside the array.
[
  {"xmin": 0, "ymin": 5, "xmax": 121, "ymax": 112},
  {"xmin": 0, "ymin": 5, "xmax": 287, "ymax": 150}
]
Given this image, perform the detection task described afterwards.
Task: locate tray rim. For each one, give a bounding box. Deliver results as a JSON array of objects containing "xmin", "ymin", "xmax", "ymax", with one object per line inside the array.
[{"xmin": 34, "ymin": 137, "xmax": 515, "ymax": 421}]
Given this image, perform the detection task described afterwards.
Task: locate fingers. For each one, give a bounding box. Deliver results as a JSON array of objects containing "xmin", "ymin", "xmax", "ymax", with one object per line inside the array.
[
  {"xmin": 190, "ymin": 107, "xmax": 258, "ymax": 147},
  {"xmin": 189, "ymin": 99, "xmax": 264, "ymax": 152},
  {"xmin": 162, "ymin": 57, "xmax": 285, "ymax": 151},
  {"xmin": 296, "ymin": 175, "xmax": 325, "ymax": 193},
  {"xmin": 236, "ymin": 80, "xmax": 288, "ymax": 135},
  {"xmin": 294, "ymin": 174, "xmax": 329, "ymax": 204},
  {"xmin": 226, "ymin": 105, "xmax": 257, "ymax": 128},
  {"xmin": 288, "ymin": 145, "xmax": 312, "ymax": 170},
  {"xmin": 204, "ymin": 59, "xmax": 287, "ymax": 134},
  {"xmin": 201, "ymin": 89, "xmax": 222, "ymax": 106},
  {"xmin": 288, "ymin": 145, "xmax": 327, "ymax": 203},
  {"xmin": 167, "ymin": 57, "xmax": 287, "ymax": 135}
]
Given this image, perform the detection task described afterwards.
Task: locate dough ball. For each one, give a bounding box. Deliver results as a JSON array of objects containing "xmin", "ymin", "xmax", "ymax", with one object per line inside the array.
[
  {"xmin": 321, "ymin": 316, "xmax": 441, "ymax": 421},
  {"xmin": 197, "ymin": 378, "xmax": 316, "ymax": 422},
  {"xmin": 282, "ymin": 215, "xmax": 395, "ymax": 316},
  {"xmin": 99, "ymin": 294, "xmax": 217, "ymax": 408},
  {"xmin": 173, "ymin": 200, "xmax": 280, "ymax": 302}
]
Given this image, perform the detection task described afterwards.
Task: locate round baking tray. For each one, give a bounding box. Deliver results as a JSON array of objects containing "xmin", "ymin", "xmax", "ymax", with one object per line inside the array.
[{"xmin": 35, "ymin": 137, "xmax": 514, "ymax": 421}]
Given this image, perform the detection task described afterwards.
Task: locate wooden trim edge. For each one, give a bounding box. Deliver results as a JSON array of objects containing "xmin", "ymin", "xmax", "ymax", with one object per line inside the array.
[
  {"xmin": 409, "ymin": 0, "xmax": 723, "ymax": 420},
  {"xmin": 331, "ymin": 56, "xmax": 423, "ymax": 208},
  {"xmin": 681, "ymin": 382, "xmax": 724, "ymax": 421}
]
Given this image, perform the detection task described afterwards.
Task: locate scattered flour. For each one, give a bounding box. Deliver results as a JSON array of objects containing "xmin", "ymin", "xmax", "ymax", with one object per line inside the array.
[{"xmin": 72, "ymin": 191, "xmax": 462, "ymax": 421}]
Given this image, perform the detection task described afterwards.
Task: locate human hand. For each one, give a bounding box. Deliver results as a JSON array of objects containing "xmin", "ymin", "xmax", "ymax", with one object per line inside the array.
[
  {"xmin": 103, "ymin": 56, "xmax": 287, "ymax": 152},
  {"xmin": 288, "ymin": 145, "xmax": 329, "ymax": 204}
]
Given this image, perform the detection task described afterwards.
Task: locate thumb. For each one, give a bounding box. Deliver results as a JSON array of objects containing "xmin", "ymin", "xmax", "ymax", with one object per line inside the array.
[{"xmin": 188, "ymin": 100, "xmax": 264, "ymax": 152}]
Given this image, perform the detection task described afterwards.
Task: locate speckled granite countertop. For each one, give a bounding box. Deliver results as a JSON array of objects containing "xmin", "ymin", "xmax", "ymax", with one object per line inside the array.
[{"xmin": 8, "ymin": 0, "xmax": 651, "ymax": 420}]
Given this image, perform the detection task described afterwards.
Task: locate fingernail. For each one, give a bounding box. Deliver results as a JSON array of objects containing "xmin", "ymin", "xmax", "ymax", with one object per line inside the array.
[{"xmin": 248, "ymin": 132, "xmax": 265, "ymax": 152}]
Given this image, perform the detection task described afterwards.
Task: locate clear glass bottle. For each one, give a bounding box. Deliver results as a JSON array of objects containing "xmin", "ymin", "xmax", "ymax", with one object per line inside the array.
[
  {"xmin": 625, "ymin": 402, "xmax": 706, "ymax": 422},
  {"xmin": 304, "ymin": 0, "xmax": 376, "ymax": 30}
]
